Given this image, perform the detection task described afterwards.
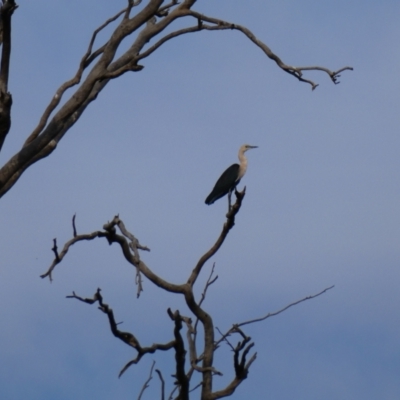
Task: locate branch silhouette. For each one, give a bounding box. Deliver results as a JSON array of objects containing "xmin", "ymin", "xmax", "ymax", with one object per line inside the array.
[{"xmin": 43, "ymin": 190, "xmax": 334, "ymax": 399}]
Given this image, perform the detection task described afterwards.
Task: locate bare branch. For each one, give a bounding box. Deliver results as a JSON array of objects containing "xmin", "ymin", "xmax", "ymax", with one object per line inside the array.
[
  {"xmin": 51, "ymin": 238, "xmax": 60, "ymax": 263},
  {"xmin": 41, "ymin": 215, "xmax": 185, "ymax": 295},
  {"xmin": 233, "ymin": 337, "xmax": 255, "ymax": 380},
  {"xmin": 168, "ymin": 386, "xmax": 178, "ymax": 400},
  {"xmin": 198, "ymin": 262, "xmax": 218, "ymax": 310},
  {"xmin": 72, "ymin": 213, "xmax": 77, "ymax": 237},
  {"xmin": 135, "ymin": 267, "xmax": 144, "ymax": 298},
  {"xmin": 137, "ymin": 360, "xmax": 156, "ymax": 400},
  {"xmin": 192, "ymin": 263, "xmax": 218, "ymax": 362},
  {"xmin": 181, "ymin": 316, "xmax": 197, "ymax": 369},
  {"xmin": 216, "ymin": 327, "xmax": 234, "ymax": 352},
  {"xmin": 125, "ymin": 0, "xmax": 142, "ymax": 19},
  {"xmin": 188, "ymin": 10, "xmax": 352, "ymax": 90},
  {"xmin": 188, "ymin": 381, "xmax": 203, "ymax": 394},
  {"xmin": 168, "ymin": 308, "xmax": 189, "ymax": 400},
  {"xmin": 24, "ymin": 6, "xmax": 128, "ymax": 146},
  {"xmin": 66, "ymin": 289, "xmax": 102, "ymax": 304},
  {"xmin": 0, "ymin": 0, "xmax": 17, "ymax": 93},
  {"xmin": 237, "ymin": 285, "xmax": 335, "ymax": 327},
  {"xmin": 187, "ymin": 188, "xmax": 245, "ymax": 287},
  {"xmin": 0, "ymin": 138, "xmax": 58, "ymax": 198},
  {"xmin": 41, "ymin": 231, "xmax": 106, "ymax": 281},
  {"xmin": 0, "ymin": 0, "xmax": 17, "ymax": 152},
  {"xmin": 136, "ymin": 9, "xmax": 352, "ymax": 90},
  {"xmin": 104, "ymin": 215, "xmax": 150, "ymax": 298},
  {"xmin": 210, "ymin": 284, "xmax": 335, "ymax": 388},
  {"xmin": 67, "ymin": 288, "xmax": 176, "ymax": 378},
  {"xmin": 136, "ymin": 24, "xmax": 201, "ymax": 61},
  {"xmin": 83, "ymin": 8, "xmax": 128, "ymax": 67},
  {"xmin": 156, "ymin": 0, "xmax": 180, "ymax": 17},
  {"xmin": 155, "ymin": 369, "xmax": 165, "ymax": 400},
  {"xmin": 209, "ymin": 337, "xmax": 256, "ymax": 399},
  {"xmin": 182, "ymin": 314, "xmax": 223, "ymax": 378}
]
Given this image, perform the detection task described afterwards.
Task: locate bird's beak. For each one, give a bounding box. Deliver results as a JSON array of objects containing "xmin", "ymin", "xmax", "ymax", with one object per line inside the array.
[{"xmin": 250, "ymin": 145, "xmax": 258, "ymax": 149}]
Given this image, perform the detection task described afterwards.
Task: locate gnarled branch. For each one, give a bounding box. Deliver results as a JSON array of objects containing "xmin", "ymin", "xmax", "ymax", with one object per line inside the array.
[{"xmin": 67, "ymin": 288, "xmax": 176, "ymax": 378}]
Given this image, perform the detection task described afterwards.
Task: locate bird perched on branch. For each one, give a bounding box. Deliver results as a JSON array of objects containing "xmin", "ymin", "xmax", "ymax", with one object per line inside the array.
[{"xmin": 205, "ymin": 144, "xmax": 258, "ymax": 207}]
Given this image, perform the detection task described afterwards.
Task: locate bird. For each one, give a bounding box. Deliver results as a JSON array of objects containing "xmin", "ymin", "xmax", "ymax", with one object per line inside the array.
[{"xmin": 205, "ymin": 144, "xmax": 258, "ymax": 207}]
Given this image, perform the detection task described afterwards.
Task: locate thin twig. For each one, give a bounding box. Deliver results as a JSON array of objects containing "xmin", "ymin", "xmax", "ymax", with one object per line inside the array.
[
  {"xmin": 198, "ymin": 263, "xmax": 218, "ymax": 309},
  {"xmin": 189, "ymin": 380, "xmax": 203, "ymax": 394},
  {"xmin": 237, "ymin": 285, "xmax": 335, "ymax": 327},
  {"xmin": 72, "ymin": 213, "xmax": 77, "ymax": 237},
  {"xmin": 137, "ymin": 360, "xmax": 156, "ymax": 400},
  {"xmin": 216, "ymin": 327, "xmax": 234, "ymax": 351},
  {"xmin": 213, "ymin": 286, "xmax": 335, "ymax": 352},
  {"xmin": 168, "ymin": 385, "xmax": 178, "ymax": 400},
  {"xmin": 155, "ymin": 369, "xmax": 165, "ymax": 400},
  {"xmin": 51, "ymin": 238, "xmax": 60, "ymax": 262}
]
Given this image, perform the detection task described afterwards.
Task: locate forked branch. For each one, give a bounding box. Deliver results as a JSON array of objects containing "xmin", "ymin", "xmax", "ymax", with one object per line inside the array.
[
  {"xmin": 41, "ymin": 231, "xmax": 106, "ymax": 281},
  {"xmin": 67, "ymin": 288, "xmax": 176, "ymax": 378},
  {"xmin": 137, "ymin": 360, "xmax": 156, "ymax": 400},
  {"xmin": 41, "ymin": 214, "xmax": 150, "ymax": 290},
  {"xmin": 215, "ymin": 285, "xmax": 335, "ymax": 350},
  {"xmin": 187, "ymin": 10, "xmax": 353, "ymax": 90}
]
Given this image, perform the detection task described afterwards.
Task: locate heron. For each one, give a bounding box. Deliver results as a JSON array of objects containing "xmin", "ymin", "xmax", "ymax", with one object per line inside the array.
[{"xmin": 205, "ymin": 144, "xmax": 258, "ymax": 207}]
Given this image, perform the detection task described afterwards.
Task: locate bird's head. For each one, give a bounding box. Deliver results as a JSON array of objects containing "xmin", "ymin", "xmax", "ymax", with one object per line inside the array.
[{"xmin": 241, "ymin": 144, "xmax": 258, "ymax": 153}]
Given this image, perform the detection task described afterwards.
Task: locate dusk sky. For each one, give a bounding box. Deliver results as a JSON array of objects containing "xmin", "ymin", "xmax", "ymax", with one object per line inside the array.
[{"xmin": 1, "ymin": 1, "xmax": 400, "ymax": 399}]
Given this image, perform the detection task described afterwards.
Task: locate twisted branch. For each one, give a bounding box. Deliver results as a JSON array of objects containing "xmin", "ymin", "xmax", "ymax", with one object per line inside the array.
[{"xmin": 67, "ymin": 288, "xmax": 176, "ymax": 378}]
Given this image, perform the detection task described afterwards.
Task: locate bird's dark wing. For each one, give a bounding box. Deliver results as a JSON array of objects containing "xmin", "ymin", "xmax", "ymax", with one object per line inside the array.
[{"xmin": 205, "ymin": 164, "xmax": 240, "ymax": 205}]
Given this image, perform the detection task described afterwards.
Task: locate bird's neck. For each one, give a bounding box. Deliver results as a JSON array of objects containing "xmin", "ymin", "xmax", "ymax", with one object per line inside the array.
[{"xmin": 238, "ymin": 151, "xmax": 248, "ymax": 180}]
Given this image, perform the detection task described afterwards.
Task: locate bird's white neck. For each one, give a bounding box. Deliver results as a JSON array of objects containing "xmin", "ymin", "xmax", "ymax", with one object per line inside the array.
[{"xmin": 237, "ymin": 149, "xmax": 248, "ymax": 180}]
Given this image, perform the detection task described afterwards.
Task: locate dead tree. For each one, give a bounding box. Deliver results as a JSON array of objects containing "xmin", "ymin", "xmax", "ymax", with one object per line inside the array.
[
  {"xmin": 0, "ymin": 2, "xmax": 346, "ymax": 398},
  {"xmin": 42, "ymin": 189, "xmax": 334, "ymax": 399},
  {"xmin": 0, "ymin": 1, "xmax": 351, "ymax": 198}
]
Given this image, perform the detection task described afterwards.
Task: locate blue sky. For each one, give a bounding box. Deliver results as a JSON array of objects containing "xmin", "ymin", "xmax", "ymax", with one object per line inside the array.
[{"xmin": 1, "ymin": 1, "xmax": 400, "ymax": 399}]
